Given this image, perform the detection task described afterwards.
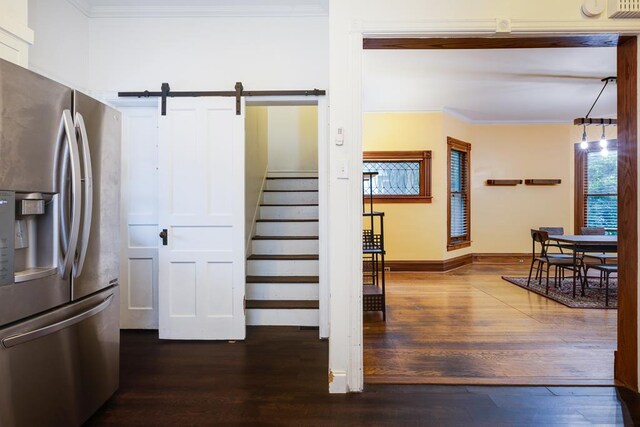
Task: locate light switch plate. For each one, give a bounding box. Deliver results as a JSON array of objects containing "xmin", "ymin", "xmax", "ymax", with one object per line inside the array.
[{"xmin": 337, "ymin": 159, "xmax": 349, "ymax": 179}]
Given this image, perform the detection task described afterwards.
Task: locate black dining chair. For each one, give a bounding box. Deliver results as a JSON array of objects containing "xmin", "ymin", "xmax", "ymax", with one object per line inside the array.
[
  {"xmin": 580, "ymin": 227, "xmax": 617, "ymax": 284},
  {"xmin": 528, "ymin": 229, "xmax": 584, "ymax": 295},
  {"xmin": 539, "ymin": 227, "xmax": 567, "ymax": 254},
  {"xmin": 588, "ymin": 264, "xmax": 617, "ymax": 307}
]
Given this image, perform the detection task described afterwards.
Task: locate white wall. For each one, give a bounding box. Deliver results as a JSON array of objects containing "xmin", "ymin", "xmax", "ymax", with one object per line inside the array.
[
  {"xmin": 26, "ymin": 5, "xmax": 328, "ymax": 97},
  {"xmin": 28, "ymin": 0, "xmax": 89, "ymax": 90},
  {"xmin": 268, "ymin": 106, "xmax": 318, "ymax": 172},
  {"xmin": 0, "ymin": 0, "xmax": 32, "ymax": 67},
  {"xmin": 245, "ymin": 106, "xmax": 269, "ymax": 251},
  {"xmin": 88, "ymin": 17, "xmax": 328, "ymax": 95}
]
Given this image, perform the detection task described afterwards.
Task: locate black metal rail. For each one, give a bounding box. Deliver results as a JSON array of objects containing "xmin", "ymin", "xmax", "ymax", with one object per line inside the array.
[{"xmin": 118, "ymin": 82, "xmax": 326, "ymax": 115}]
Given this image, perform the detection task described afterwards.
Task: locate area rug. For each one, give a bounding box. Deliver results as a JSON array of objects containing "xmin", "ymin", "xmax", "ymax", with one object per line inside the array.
[{"xmin": 501, "ymin": 276, "xmax": 617, "ymax": 309}]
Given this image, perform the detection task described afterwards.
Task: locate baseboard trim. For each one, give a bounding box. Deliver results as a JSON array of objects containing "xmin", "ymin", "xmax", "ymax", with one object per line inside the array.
[
  {"xmin": 473, "ymin": 253, "xmax": 531, "ymax": 265},
  {"xmin": 386, "ymin": 253, "xmax": 530, "ymax": 272}
]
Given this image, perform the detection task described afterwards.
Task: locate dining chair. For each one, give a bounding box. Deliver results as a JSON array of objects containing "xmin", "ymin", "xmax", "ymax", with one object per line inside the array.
[
  {"xmin": 580, "ymin": 227, "xmax": 606, "ymax": 235},
  {"xmin": 588, "ymin": 264, "xmax": 617, "ymax": 307},
  {"xmin": 539, "ymin": 227, "xmax": 567, "ymax": 254},
  {"xmin": 580, "ymin": 227, "xmax": 617, "ymax": 283},
  {"xmin": 527, "ymin": 229, "xmax": 583, "ymax": 295}
]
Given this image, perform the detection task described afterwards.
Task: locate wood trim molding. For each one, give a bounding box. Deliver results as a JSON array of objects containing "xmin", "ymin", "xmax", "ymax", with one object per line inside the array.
[
  {"xmin": 385, "ymin": 253, "xmax": 531, "ymax": 272},
  {"xmin": 472, "ymin": 253, "xmax": 531, "ymax": 264},
  {"xmin": 574, "ymin": 140, "xmax": 619, "ymax": 234},
  {"xmin": 447, "ymin": 137, "xmax": 471, "ymax": 251},
  {"xmin": 615, "ymin": 36, "xmax": 638, "ymax": 392},
  {"xmin": 363, "ymin": 35, "xmax": 620, "ymax": 50},
  {"xmin": 363, "ymin": 150, "xmax": 432, "ymax": 203},
  {"xmin": 386, "ymin": 254, "xmax": 473, "ymax": 272},
  {"xmin": 574, "ymin": 144, "xmax": 587, "ymax": 235}
]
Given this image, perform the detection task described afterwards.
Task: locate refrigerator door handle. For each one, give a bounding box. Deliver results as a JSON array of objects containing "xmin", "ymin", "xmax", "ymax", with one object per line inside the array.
[
  {"xmin": 74, "ymin": 112, "xmax": 93, "ymax": 277},
  {"xmin": 1, "ymin": 294, "xmax": 114, "ymax": 349},
  {"xmin": 57, "ymin": 110, "xmax": 82, "ymax": 279}
]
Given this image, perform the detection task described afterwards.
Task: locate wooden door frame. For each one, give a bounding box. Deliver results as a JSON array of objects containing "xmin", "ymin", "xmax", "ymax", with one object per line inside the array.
[{"xmin": 359, "ymin": 35, "xmax": 638, "ymax": 390}]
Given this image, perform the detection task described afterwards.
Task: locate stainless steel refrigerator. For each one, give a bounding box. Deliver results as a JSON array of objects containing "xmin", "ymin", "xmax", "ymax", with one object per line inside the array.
[{"xmin": 0, "ymin": 58, "xmax": 121, "ymax": 427}]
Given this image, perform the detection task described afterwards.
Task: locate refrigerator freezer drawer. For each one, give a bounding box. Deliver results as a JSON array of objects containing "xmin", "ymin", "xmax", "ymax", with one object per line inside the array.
[{"xmin": 0, "ymin": 286, "xmax": 119, "ymax": 427}]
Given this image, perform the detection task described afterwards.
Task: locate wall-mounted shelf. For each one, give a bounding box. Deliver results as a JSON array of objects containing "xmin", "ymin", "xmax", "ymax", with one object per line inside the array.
[
  {"xmin": 525, "ymin": 179, "xmax": 562, "ymax": 186},
  {"xmin": 486, "ymin": 179, "xmax": 523, "ymax": 186}
]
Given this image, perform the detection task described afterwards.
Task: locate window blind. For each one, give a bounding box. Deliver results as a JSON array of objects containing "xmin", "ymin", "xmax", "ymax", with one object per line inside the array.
[
  {"xmin": 450, "ymin": 149, "xmax": 469, "ymax": 241},
  {"xmin": 584, "ymin": 149, "xmax": 618, "ymax": 234}
]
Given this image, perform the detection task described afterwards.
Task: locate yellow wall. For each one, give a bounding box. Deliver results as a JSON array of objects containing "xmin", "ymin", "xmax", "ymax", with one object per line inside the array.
[
  {"xmin": 472, "ymin": 124, "xmax": 574, "ymax": 253},
  {"xmin": 268, "ymin": 106, "xmax": 318, "ymax": 172},
  {"xmin": 363, "ymin": 111, "xmax": 618, "ymax": 260},
  {"xmin": 363, "ymin": 112, "xmax": 446, "ymax": 260},
  {"xmin": 245, "ymin": 106, "xmax": 269, "ymax": 249}
]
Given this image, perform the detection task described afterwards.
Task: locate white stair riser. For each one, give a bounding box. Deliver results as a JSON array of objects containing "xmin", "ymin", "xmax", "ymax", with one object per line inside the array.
[
  {"xmin": 265, "ymin": 179, "xmax": 318, "ymax": 191},
  {"xmin": 263, "ymin": 192, "xmax": 318, "ymax": 204},
  {"xmin": 247, "ymin": 259, "xmax": 319, "ymax": 276},
  {"xmin": 256, "ymin": 221, "xmax": 318, "ymax": 236},
  {"xmin": 260, "ymin": 205, "xmax": 318, "ymax": 219},
  {"xmin": 252, "ymin": 239, "xmax": 319, "ymax": 255},
  {"xmin": 246, "ymin": 283, "xmax": 319, "ymax": 300},
  {"xmin": 246, "ymin": 309, "xmax": 319, "ymax": 326}
]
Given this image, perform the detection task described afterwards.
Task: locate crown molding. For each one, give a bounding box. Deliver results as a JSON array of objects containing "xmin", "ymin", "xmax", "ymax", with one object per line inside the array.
[
  {"xmin": 66, "ymin": 0, "xmax": 328, "ymax": 18},
  {"xmin": 66, "ymin": 0, "xmax": 92, "ymax": 17}
]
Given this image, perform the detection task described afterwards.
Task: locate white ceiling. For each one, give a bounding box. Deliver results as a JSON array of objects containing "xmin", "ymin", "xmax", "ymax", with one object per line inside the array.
[
  {"xmin": 362, "ymin": 47, "xmax": 617, "ymax": 123},
  {"xmin": 67, "ymin": 0, "xmax": 329, "ymax": 17}
]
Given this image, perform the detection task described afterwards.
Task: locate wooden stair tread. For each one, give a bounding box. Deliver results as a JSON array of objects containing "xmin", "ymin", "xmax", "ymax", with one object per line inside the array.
[
  {"xmin": 261, "ymin": 204, "xmax": 319, "ymax": 207},
  {"xmin": 246, "ymin": 300, "xmax": 319, "ymax": 309},
  {"xmin": 248, "ymin": 254, "xmax": 318, "ymax": 261},
  {"xmin": 266, "ymin": 177, "xmax": 318, "ymax": 180},
  {"xmin": 246, "ymin": 276, "xmax": 319, "ymax": 284},
  {"xmin": 253, "ymin": 236, "xmax": 318, "ymax": 240},
  {"xmin": 263, "ymin": 190, "xmax": 318, "ymax": 193},
  {"xmin": 256, "ymin": 219, "xmax": 318, "ymax": 222},
  {"xmin": 363, "ymin": 285, "xmax": 384, "ymax": 295}
]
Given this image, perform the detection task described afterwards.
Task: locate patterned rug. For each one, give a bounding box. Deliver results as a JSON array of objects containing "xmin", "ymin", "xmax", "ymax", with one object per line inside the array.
[{"xmin": 502, "ymin": 276, "xmax": 617, "ymax": 309}]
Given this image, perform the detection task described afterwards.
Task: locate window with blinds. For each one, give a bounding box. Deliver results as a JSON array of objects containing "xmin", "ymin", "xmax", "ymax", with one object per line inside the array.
[
  {"xmin": 576, "ymin": 141, "xmax": 618, "ymax": 234},
  {"xmin": 447, "ymin": 137, "xmax": 471, "ymax": 250}
]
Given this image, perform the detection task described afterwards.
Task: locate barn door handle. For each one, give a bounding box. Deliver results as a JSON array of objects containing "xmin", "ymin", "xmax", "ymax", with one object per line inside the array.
[{"xmin": 159, "ymin": 229, "xmax": 168, "ymax": 246}]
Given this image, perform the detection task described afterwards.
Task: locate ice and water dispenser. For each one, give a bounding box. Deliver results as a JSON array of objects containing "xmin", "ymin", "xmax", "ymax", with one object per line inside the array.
[{"xmin": 0, "ymin": 190, "xmax": 58, "ymax": 287}]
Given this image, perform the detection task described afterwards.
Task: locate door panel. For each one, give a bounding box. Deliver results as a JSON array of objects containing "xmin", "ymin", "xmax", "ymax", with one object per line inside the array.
[
  {"xmin": 0, "ymin": 287, "xmax": 119, "ymax": 427},
  {"xmin": 0, "ymin": 58, "xmax": 71, "ymax": 193},
  {"xmin": 119, "ymin": 107, "xmax": 159, "ymax": 329},
  {"xmin": 71, "ymin": 91, "xmax": 121, "ymax": 300},
  {"xmin": 158, "ymin": 98, "xmax": 245, "ymax": 340}
]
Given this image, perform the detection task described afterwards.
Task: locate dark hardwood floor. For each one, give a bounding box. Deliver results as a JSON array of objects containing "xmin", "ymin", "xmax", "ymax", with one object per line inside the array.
[{"xmin": 86, "ymin": 327, "xmax": 640, "ymax": 426}]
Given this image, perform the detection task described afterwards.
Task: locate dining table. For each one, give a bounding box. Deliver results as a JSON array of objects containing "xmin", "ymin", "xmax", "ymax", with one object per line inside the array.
[{"xmin": 548, "ymin": 234, "xmax": 617, "ymax": 298}]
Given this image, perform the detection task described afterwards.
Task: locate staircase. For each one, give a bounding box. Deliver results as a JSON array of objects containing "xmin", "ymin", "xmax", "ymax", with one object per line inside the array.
[{"xmin": 246, "ymin": 174, "xmax": 319, "ymax": 326}]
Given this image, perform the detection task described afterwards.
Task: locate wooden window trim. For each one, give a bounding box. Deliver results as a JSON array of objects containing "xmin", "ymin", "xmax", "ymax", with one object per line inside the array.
[
  {"xmin": 363, "ymin": 150, "xmax": 432, "ymax": 203},
  {"xmin": 574, "ymin": 140, "xmax": 618, "ymax": 234},
  {"xmin": 447, "ymin": 137, "xmax": 471, "ymax": 251}
]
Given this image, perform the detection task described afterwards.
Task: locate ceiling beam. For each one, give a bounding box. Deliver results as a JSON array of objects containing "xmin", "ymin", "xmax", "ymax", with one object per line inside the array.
[{"xmin": 363, "ymin": 35, "xmax": 620, "ymax": 50}]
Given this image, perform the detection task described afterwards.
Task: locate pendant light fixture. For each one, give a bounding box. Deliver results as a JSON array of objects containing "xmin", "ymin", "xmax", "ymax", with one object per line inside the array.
[
  {"xmin": 580, "ymin": 125, "xmax": 589, "ymax": 150},
  {"xmin": 574, "ymin": 76, "xmax": 617, "ymax": 152},
  {"xmin": 599, "ymin": 124, "xmax": 608, "ymax": 148}
]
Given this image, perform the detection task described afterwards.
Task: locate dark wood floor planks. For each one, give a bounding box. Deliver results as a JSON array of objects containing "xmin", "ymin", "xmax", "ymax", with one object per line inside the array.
[{"xmin": 86, "ymin": 327, "xmax": 639, "ymax": 426}]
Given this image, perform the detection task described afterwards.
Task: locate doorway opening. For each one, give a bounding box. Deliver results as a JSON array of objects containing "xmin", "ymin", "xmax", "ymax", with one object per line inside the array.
[
  {"xmin": 244, "ymin": 102, "xmax": 328, "ymax": 337},
  {"xmin": 360, "ymin": 36, "xmax": 636, "ymax": 388}
]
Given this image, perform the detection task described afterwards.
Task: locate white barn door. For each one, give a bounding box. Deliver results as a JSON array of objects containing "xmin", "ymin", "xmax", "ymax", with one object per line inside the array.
[{"xmin": 158, "ymin": 97, "xmax": 245, "ymax": 340}]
